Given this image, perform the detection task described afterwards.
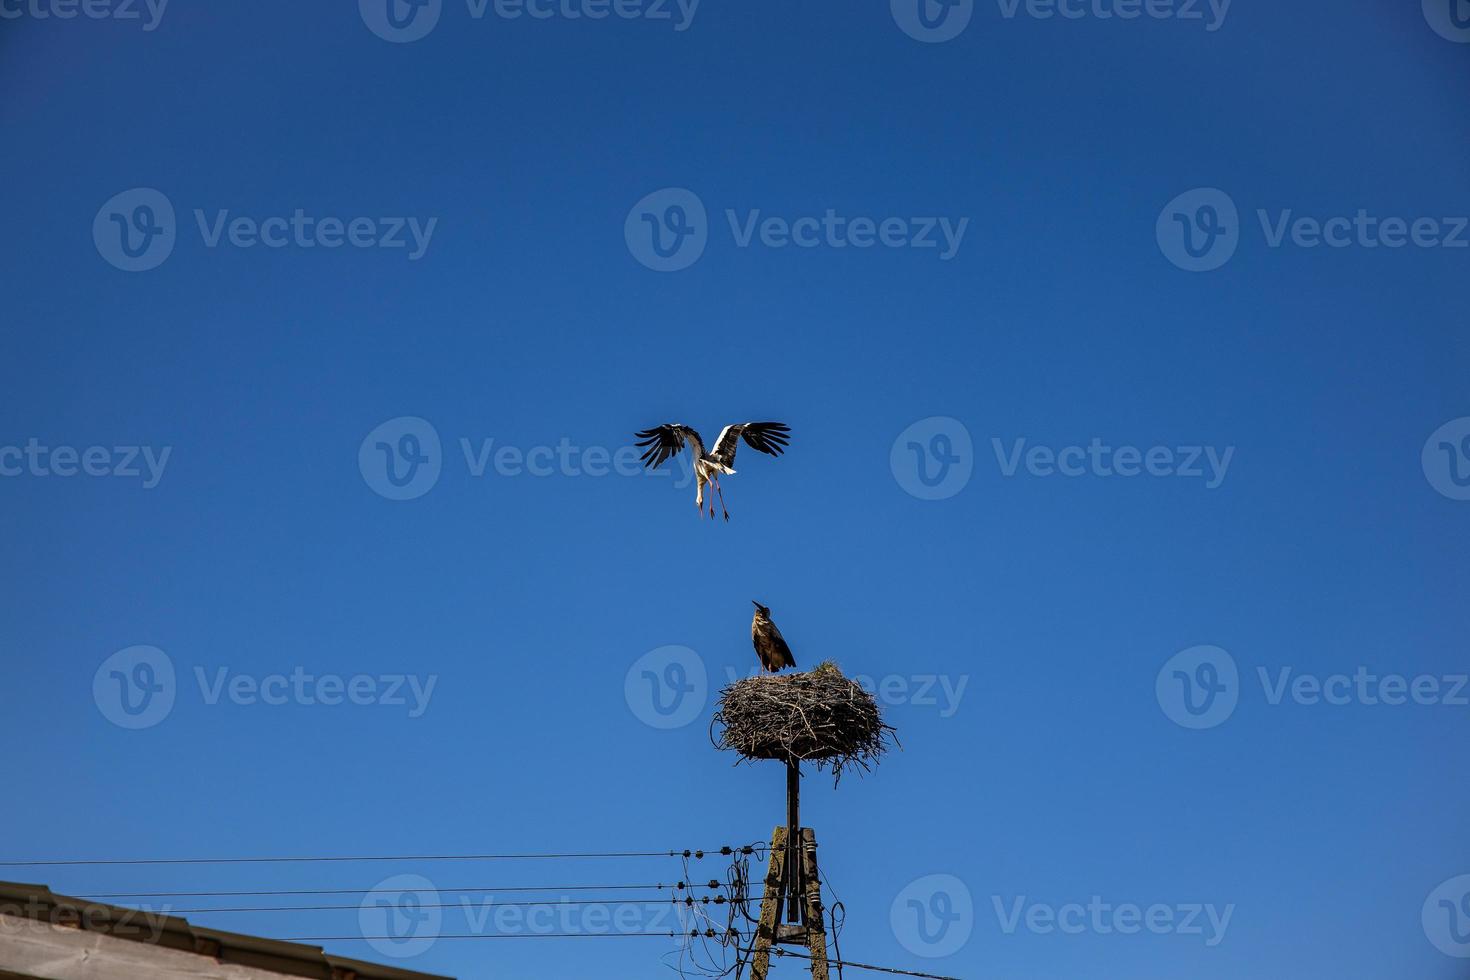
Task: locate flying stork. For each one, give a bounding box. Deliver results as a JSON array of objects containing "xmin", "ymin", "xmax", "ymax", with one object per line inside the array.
[{"xmin": 634, "ymin": 421, "xmax": 791, "ymax": 521}]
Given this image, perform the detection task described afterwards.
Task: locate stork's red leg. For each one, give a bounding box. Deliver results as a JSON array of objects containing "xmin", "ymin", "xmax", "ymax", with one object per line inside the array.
[{"xmin": 713, "ymin": 477, "xmax": 730, "ymax": 522}]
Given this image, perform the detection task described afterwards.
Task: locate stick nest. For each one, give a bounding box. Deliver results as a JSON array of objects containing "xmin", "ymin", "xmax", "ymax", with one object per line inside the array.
[{"xmin": 711, "ymin": 661, "xmax": 897, "ymax": 782}]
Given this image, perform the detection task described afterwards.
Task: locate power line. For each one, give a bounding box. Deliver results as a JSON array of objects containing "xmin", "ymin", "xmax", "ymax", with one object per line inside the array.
[
  {"xmin": 0, "ymin": 848, "xmax": 746, "ymax": 868},
  {"xmin": 133, "ymin": 896, "xmax": 729, "ymax": 914},
  {"xmin": 80, "ymin": 882, "xmax": 722, "ymax": 899},
  {"xmin": 284, "ymin": 931, "xmax": 696, "ymax": 941},
  {"xmin": 760, "ymin": 946, "xmax": 965, "ymax": 980}
]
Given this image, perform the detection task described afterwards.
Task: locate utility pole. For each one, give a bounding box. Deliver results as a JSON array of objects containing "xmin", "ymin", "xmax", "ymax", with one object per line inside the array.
[{"xmin": 749, "ymin": 762, "xmax": 829, "ymax": 980}]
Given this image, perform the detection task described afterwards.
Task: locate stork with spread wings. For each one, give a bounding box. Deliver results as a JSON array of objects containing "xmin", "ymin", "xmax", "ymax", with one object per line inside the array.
[{"xmin": 634, "ymin": 421, "xmax": 791, "ymax": 521}]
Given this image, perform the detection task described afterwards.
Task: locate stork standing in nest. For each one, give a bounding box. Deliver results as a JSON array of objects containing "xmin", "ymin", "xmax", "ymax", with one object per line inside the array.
[
  {"xmin": 634, "ymin": 421, "xmax": 791, "ymax": 521},
  {"xmin": 751, "ymin": 601, "xmax": 797, "ymax": 673}
]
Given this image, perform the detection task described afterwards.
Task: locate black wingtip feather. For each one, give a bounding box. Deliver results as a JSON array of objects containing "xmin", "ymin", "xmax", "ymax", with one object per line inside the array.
[{"xmin": 739, "ymin": 421, "xmax": 792, "ymax": 458}]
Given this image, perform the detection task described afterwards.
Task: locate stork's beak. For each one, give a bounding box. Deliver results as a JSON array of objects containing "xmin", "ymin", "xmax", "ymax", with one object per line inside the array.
[{"xmin": 751, "ymin": 600, "xmax": 760, "ymax": 607}]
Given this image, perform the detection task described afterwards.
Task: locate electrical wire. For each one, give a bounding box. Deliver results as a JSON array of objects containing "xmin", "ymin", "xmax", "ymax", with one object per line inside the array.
[
  {"xmin": 79, "ymin": 882, "xmax": 719, "ymax": 899},
  {"xmin": 819, "ymin": 864, "xmax": 848, "ymax": 980},
  {"xmin": 756, "ymin": 947, "xmax": 964, "ymax": 980},
  {"xmin": 18, "ymin": 842, "xmax": 943, "ymax": 976},
  {"xmin": 129, "ymin": 896, "xmax": 724, "ymax": 914},
  {"xmin": 286, "ymin": 931, "xmax": 696, "ymax": 941},
  {"xmin": 828, "ymin": 900, "xmax": 848, "ymax": 980},
  {"xmin": 661, "ymin": 846, "xmax": 758, "ymax": 979},
  {"xmin": 0, "ymin": 848, "xmax": 745, "ymax": 868}
]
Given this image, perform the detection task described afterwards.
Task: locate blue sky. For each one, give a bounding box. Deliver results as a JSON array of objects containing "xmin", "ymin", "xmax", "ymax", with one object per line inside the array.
[{"xmin": 2, "ymin": 2, "xmax": 1468, "ymax": 978}]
